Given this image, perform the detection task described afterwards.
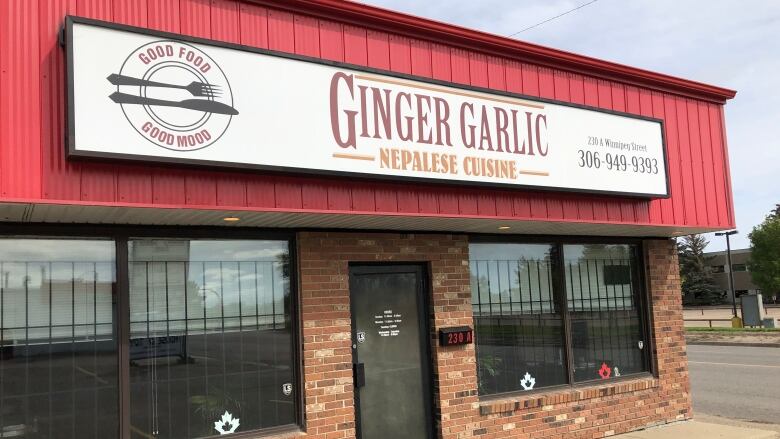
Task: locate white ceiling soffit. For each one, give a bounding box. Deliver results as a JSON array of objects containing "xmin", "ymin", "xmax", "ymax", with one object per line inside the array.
[{"xmin": 0, "ymin": 202, "xmax": 723, "ymax": 237}]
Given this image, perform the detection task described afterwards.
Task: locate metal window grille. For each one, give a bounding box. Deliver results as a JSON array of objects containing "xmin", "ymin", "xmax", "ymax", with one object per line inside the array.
[
  {"xmin": 128, "ymin": 254, "xmax": 294, "ymax": 438},
  {"xmin": 470, "ymin": 242, "xmax": 649, "ymax": 395},
  {"xmin": 564, "ymin": 247, "xmax": 645, "ymax": 382},
  {"xmin": 1, "ymin": 257, "xmax": 118, "ymax": 439},
  {"xmin": 470, "ymin": 248, "xmax": 568, "ymax": 394}
]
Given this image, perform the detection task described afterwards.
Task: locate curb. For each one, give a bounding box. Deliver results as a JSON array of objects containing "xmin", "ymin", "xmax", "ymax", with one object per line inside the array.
[{"xmin": 686, "ymin": 341, "xmax": 780, "ymax": 348}]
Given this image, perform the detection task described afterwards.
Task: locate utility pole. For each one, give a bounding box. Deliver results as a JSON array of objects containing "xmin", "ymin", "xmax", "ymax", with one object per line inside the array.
[{"xmin": 715, "ymin": 230, "xmax": 739, "ymax": 318}]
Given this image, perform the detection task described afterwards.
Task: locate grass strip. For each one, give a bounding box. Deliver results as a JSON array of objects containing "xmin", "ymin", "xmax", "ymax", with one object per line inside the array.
[{"xmin": 686, "ymin": 327, "xmax": 780, "ymax": 333}]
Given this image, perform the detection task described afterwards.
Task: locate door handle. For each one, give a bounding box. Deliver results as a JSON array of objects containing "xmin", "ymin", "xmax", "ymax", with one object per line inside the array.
[{"xmin": 353, "ymin": 363, "xmax": 366, "ymax": 388}]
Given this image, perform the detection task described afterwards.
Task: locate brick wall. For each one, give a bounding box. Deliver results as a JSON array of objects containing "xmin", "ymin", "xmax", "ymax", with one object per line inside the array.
[{"xmin": 259, "ymin": 234, "xmax": 690, "ymax": 439}]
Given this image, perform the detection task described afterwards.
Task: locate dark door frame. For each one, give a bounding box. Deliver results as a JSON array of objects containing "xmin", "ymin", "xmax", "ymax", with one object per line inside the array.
[{"xmin": 348, "ymin": 263, "xmax": 436, "ymax": 439}]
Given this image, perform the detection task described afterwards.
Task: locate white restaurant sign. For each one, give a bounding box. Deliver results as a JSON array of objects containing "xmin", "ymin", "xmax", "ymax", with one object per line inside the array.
[{"xmin": 67, "ymin": 18, "xmax": 668, "ymax": 198}]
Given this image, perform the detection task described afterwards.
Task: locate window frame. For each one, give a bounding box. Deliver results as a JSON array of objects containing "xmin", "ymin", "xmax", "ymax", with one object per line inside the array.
[
  {"xmin": 0, "ymin": 223, "xmax": 303, "ymax": 439},
  {"xmin": 470, "ymin": 242, "xmax": 569, "ymax": 394},
  {"xmin": 469, "ymin": 235, "xmax": 656, "ymax": 400}
]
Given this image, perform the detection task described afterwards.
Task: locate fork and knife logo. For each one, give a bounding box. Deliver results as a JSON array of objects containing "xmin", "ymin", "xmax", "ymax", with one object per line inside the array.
[{"xmin": 109, "ymin": 40, "xmax": 237, "ymax": 152}]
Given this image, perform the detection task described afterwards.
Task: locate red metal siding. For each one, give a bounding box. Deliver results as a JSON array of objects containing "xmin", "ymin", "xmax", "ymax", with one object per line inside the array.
[
  {"xmin": 1, "ymin": 0, "xmax": 43, "ymax": 199},
  {"xmin": 0, "ymin": 0, "xmax": 736, "ymax": 230}
]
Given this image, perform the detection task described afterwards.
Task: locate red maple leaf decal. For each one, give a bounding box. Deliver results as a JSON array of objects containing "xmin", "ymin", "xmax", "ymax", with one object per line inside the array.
[{"xmin": 598, "ymin": 362, "xmax": 612, "ymax": 380}]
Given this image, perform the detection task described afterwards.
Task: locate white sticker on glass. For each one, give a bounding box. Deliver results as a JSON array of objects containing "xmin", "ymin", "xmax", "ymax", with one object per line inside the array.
[
  {"xmin": 374, "ymin": 309, "xmax": 402, "ymax": 337},
  {"xmin": 357, "ymin": 331, "xmax": 366, "ymax": 343},
  {"xmin": 520, "ymin": 372, "xmax": 536, "ymax": 391},
  {"xmin": 214, "ymin": 411, "xmax": 240, "ymax": 435},
  {"xmin": 282, "ymin": 383, "xmax": 293, "ymax": 396}
]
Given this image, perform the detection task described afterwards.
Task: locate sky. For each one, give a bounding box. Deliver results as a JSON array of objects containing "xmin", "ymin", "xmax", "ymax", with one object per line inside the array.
[{"xmin": 360, "ymin": 0, "xmax": 780, "ymax": 251}]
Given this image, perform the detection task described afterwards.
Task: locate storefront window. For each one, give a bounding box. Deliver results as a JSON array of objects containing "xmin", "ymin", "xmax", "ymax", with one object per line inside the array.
[
  {"xmin": 470, "ymin": 240, "xmax": 650, "ymax": 396},
  {"xmin": 0, "ymin": 238, "xmax": 117, "ymax": 438},
  {"xmin": 564, "ymin": 244, "xmax": 646, "ymax": 382},
  {"xmin": 128, "ymin": 239, "xmax": 295, "ymax": 438},
  {"xmin": 470, "ymin": 244, "xmax": 567, "ymax": 394}
]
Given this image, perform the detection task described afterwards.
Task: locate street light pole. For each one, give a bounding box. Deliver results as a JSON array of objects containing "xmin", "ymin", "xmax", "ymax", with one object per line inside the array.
[{"xmin": 715, "ymin": 230, "xmax": 739, "ymax": 317}]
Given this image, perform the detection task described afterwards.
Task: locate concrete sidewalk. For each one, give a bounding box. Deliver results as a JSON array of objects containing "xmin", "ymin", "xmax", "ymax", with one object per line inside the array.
[{"xmin": 614, "ymin": 421, "xmax": 779, "ymax": 439}]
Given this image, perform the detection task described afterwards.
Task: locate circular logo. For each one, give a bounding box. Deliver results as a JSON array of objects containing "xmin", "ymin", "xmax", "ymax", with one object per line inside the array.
[{"xmin": 109, "ymin": 40, "xmax": 236, "ymax": 151}]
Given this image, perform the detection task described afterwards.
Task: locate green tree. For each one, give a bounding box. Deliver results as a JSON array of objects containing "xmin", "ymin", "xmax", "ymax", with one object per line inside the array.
[
  {"xmin": 677, "ymin": 234, "xmax": 723, "ymax": 305},
  {"xmin": 771, "ymin": 204, "xmax": 780, "ymax": 219},
  {"xmin": 747, "ymin": 209, "xmax": 780, "ymax": 300}
]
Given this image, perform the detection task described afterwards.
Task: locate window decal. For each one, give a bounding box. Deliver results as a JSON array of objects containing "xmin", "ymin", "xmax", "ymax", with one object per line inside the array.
[
  {"xmin": 214, "ymin": 411, "xmax": 240, "ymax": 435},
  {"xmin": 520, "ymin": 372, "xmax": 536, "ymax": 391},
  {"xmin": 598, "ymin": 363, "xmax": 612, "ymax": 380}
]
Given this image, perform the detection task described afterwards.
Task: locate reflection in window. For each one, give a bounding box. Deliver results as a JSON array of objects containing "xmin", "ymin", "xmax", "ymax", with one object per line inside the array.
[
  {"xmin": 0, "ymin": 238, "xmax": 117, "ymax": 438},
  {"xmin": 470, "ymin": 244, "xmax": 567, "ymax": 394},
  {"xmin": 565, "ymin": 244, "xmax": 647, "ymax": 382},
  {"xmin": 128, "ymin": 239, "xmax": 295, "ymax": 438}
]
